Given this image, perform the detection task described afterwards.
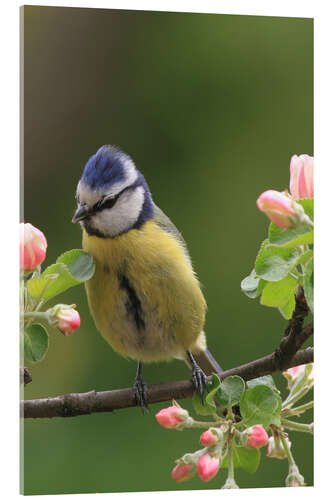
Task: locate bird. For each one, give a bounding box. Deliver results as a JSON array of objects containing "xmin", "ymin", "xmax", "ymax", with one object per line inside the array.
[{"xmin": 72, "ymin": 145, "xmax": 222, "ymax": 411}]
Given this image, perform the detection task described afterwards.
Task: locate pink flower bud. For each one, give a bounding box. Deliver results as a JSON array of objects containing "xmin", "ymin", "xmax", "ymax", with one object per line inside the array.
[
  {"xmin": 282, "ymin": 363, "xmax": 314, "ymax": 389},
  {"xmin": 197, "ymin": 454, "xmax": 220, "ymax": 482},
  {"xmin": 283, "ymin": 364, "xmax": 305, "ymax": 379},
  {"xmin": 289, "ymin": 154, "xmax": 314, "ymax": 200},
  {"xmin": 155, "ymin": 405, "xmax": 189, "ymax": 429},
  {"xmin": 20, "ymin": 223, "xmax": 47, "ymax": 271},
  {"xmin": 256, "ymin": 190, "xmax": 299, "ymax": 228},
  {"xmin": 267, "ymin": 435, "xmax": 291, "ymax": 460},
  {"xmin": 200, "ymin": 430, "xmax": 219, "ymax": 447},
  {"xmin": 244, "ymin": 425, "xmax": 269, "ymax": 449},
  {"xmin": 55, "ymin": 307, "xmax": 81, "ymax": 334},
  {"xmin": 171, "ymin": 462, "xmax": 193, "ymax": 482}
]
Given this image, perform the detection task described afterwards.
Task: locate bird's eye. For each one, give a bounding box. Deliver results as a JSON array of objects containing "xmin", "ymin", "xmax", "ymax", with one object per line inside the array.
[
  {"xmin": 92, "ymin": 190, "xmax": 125, "ymax": 213},
  {"xmin": 93, "ymin": 198, "xmax": 105, "ymax": 212}
]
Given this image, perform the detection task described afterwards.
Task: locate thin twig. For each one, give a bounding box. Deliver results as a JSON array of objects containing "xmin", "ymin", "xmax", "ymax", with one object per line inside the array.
[
  {"xmin": 20, "ymin": 367, "xmax": 32, "ymax": 386},
  {"xmin": 22, "ymin": 347, "xmax": 313, "ymax": 419}
]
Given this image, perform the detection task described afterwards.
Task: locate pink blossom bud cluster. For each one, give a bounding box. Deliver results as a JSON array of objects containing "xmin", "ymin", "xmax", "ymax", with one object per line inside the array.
[
  {"xmin": 171, "ymin": 453, "xmax": 220, "ymax": 483},
  {"xmin": 156, "ymin": 406, "xmax": 222, "ymax": 483}
]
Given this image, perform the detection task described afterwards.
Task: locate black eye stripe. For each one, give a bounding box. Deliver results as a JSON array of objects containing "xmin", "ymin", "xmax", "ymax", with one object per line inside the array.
[
  {"xmin": 95, "ymin": 196, "xmax": 118, "ymax": 211},
  {"xmin": 92, "ymin": 187, "xmax": 131, "ymax": 213}
]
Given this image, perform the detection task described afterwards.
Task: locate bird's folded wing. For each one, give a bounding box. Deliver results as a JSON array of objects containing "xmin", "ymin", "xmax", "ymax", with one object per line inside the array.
[{"xmin": 153, "ymin": 203, "xmax": 192, "ymax": 266}]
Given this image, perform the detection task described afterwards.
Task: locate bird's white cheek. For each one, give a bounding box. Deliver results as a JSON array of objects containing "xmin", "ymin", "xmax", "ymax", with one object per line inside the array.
[{"xmin": 91, "ymin": 186, "xmax": 145, "ymax": 237}]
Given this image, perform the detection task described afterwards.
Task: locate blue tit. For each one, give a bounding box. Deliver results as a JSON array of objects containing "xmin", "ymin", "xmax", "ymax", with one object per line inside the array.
[{"xmin": 72, "ymin": 145, "xmax": 222, "ymax": 410}]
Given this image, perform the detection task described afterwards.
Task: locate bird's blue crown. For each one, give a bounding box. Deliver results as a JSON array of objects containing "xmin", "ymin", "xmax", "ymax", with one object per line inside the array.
[
  {"xmin": 78, "ymin": 145, "xmax": 154, "ymax": 234},
  {"xmin": 81, "ymin": 145, "xmax": 132, "ymax": 190}
]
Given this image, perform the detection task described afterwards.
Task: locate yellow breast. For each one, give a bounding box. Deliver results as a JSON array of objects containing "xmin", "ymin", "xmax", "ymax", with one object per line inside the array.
[{"xmin": 82, "ymin": 220, "xmax": 207, "ymax": 362}]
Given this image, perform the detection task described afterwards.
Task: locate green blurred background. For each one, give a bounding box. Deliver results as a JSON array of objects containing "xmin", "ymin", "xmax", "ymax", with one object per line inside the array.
[{"xmin": 22, "ymin": 6, "xmax": 313, "ymax": 495}]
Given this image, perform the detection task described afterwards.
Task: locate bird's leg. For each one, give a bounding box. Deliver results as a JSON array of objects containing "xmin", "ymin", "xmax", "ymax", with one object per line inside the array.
[
  {"xmin": 133, "ymin": 361, "xmax": 149, "ymax": 414},
  {"xmin": 187, "ymin": 350, "xmax": 207, "ymax": 401}
]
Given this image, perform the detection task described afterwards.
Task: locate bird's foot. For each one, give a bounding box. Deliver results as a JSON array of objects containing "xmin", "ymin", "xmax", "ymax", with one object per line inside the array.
[
  {"xmin": 187, "ymin": 350, "xmax": 208, "ymax": 402},
  {"xmin": 191, "ymin": 364, "xmax": 208, "ymax": 401},
  {"xmin": 133, "ymin": 374, "xmax": 149, "ymax": 414}
]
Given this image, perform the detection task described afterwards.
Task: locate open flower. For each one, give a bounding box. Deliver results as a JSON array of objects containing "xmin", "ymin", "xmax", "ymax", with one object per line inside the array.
[
  {"xmin": 289, "ymin": 154, "xmax": 314, "ymax": 200},
  {"xmin": 20, "ymin": 222, "xmax": 47, "ymax": 271}
]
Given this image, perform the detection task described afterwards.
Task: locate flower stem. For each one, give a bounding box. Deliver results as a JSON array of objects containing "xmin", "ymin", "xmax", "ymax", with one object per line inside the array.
[
  {"xmin": 282, "ymin": 386, "xmax": 311, "ymax": 409},
  {"xmin": 221, "ymin": 441, "xmax": 239, "ymax": 489},
  {"xmin": 23, "ymin": 311, "xmax": 49, "ymax": 320},
  {"xmin": 190, "ymin": 420, "xmax": 224, "ymax": 428},
  {"xmin": 227, "ymin": 443, "xmax": 235, "ymax": 481},
  {"xmin": 283, "ymin": 400, "xmax": 314, "ymax": 416},
  {"xmin": 281, "ymin": 418, "xmax": 313, "ymax": 434},
  {"xmin": 279, "ymin": 432, "xmax": 295, "ymax": 466}
]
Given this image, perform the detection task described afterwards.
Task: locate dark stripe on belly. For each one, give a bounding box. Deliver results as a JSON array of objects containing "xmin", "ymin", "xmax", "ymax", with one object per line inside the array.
[{"xmin": 117, "ymin": 273, "xmax": 145, "ymax": 331}]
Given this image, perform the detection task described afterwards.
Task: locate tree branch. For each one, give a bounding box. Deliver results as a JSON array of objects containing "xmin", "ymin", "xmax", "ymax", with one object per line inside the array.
[
  {"xmin": 22, "ymin": 347, "xmax": 313, "ymax": 419},
  {"xmin": 274, "ymin": 286, "xmax": 312, "ymax": 370}
]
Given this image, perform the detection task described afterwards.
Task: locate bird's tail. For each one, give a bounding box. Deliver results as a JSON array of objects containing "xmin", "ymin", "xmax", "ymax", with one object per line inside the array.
[{"xmin": 187, "ymin": 348, "xmax": 223, "ymax": 376}]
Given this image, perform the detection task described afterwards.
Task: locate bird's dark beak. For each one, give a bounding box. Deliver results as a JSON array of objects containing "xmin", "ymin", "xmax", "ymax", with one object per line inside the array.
[{"xmin": 72, "ymin": 205, "xmax": 89, "ymax": 223}]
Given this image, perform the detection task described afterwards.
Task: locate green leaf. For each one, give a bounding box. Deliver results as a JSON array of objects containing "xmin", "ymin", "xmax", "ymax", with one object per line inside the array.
[
  {"xmin": 241, "ymin": 270, "xmax": 260, "ymax": 299},
  {"xmin": 270, "ymin": 395, "xmax": 282, "ymax": 427},
  {"xmin": 303, "ymin": 257, "xmax": 314, "ymax": 313},
  {"xmin": 217, "ymin": 376, "xmax": 245, "ymax": 409},
  {"xmin": 222, "ymin": 445, "xmax": 261, "ymax": 473},
  {"xmin": 24, "ymin": 324, "xmax": 49, "ymax": 363},
  {"xmin": 268, "ymin": 200, "xmax": 314, "ymax": 249},
  {"xmin": 57, "ymin": 249, "xmax": 95, "ymax": 282},
  {"xmin": 247, "ymin": 375, "xmax": 280, "ymax": 395},
  {"xmin": 255, "ymin": 240, "xmax": 300, "ymax": 282},
  {"xmin": 192, "ymin": 373, "xmax": 221, "ymax": 416},
  {"xmin": 205, "ymin": 373, "xmax": 223, "ymax": 408},
  {"xmin": 241, "ymin": 269, "xmax": 267, "ymax": 299},
  {"xmin": 27, "ymin": 274, "xmax": 59, "ymax": 301},
  {"xmin": 278, "ymin": 300, "xmax": 296, "ymax": 320},
  {"xmin": 269, "ymin": 224, "xmax": 313, "ymax": 249},
  {"xmin": 240, "ymin": 385, "xmax": 280, "ymax": 428},
  {"xmin": 40, "ymin": 249, "xmax": 95, "ymax": 302},
  {"xmin": 260, "ymin": 274, "xmax": 297, "ymax": 319}
]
